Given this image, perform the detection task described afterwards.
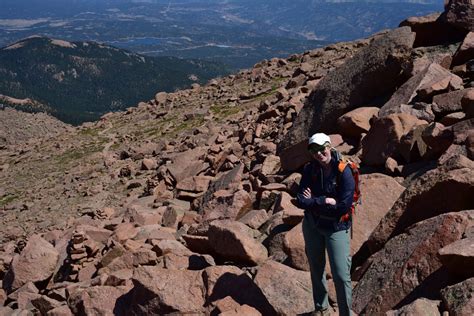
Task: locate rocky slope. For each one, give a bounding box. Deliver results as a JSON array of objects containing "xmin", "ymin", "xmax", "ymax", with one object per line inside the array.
[
  {"xmin": 0, "ymin": 1, "xmax": 473, "ymax": 315},
  {"xmin": 0, "ymin": 107, "xmax": 72, "ymax": 147}
]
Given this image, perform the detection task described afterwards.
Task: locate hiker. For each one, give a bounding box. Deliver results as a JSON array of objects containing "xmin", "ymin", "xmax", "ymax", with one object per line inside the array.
[{"xmin": 297, "ymin": 133, "xmax": 355, "ymax": 316}]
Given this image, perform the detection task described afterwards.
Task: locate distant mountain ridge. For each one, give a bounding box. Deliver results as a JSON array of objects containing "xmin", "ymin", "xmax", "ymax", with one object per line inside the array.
[
  {"xmin": 0, "ymin": 36, "xmax": 229, "ymax": 124},
  {"xmin": 0, "ymin": 0, "xmax": 444, "ymax": 69}
]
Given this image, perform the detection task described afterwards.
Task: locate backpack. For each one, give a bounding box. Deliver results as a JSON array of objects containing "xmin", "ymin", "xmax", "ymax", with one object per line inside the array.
[{"xmin": 336, "ymin": 154, "xmax": 361, "ymax": 223}]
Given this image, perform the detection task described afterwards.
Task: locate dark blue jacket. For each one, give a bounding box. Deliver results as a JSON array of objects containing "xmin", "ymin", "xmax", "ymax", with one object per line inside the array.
[{"xmin": 297, "ymin": 150, "xmax": 355, "ymax": 231}]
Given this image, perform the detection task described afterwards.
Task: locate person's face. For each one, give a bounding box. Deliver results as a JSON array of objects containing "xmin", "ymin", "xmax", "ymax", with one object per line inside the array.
[{"xmin": 309, "ymin": 143, "xmax": 331, "ymax": 165}]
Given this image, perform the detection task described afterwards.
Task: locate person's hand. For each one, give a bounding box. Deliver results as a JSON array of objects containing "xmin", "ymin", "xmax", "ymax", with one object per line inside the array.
[
  {"xmin": 303, "ymin": 188, "xmax": 312, "ymax": 199},
  {"xmin": 325, "ymin": 197, "xmax": 336, "ymax": 205}
]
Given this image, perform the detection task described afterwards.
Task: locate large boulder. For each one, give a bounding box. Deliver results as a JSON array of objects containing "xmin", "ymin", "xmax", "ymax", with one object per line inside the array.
[
  {"xmin": 166, "ymin": 147, "xmax": 208, "ymax": 184},
  {"xmin": 438, "ymin": 237, "xmax": 474, "ymax": 278},
  {"xmin": 432, "ymin": 88, "xmax": 474, "ymax": 117},
  {"xmin": 275, "ymin": 191, "xmax": 304, "ymax": 225},
  {"xmin": 74, "ymin": 225, "xmax": 113, "ymax": 244},
  {"xmin": 254, "ymin": 260, "xmax": 313, "ymax": 315},
  {"xmin": 208, "ymin": 220, "xmax": 268, "ymax": 265},
  {"xmin": 467, "ymin": 130, "xmax": 474, "ymax": 159},
  {"xmin": 261, "ymin": 155, "xmax": 281, "ymax": 176},
  {"xmin": 197, "ymin": 164, "xmax": 244, "ymax": 213},
  {"xmin": 386, "ymin": 298, "xmax": 441, "ymax": 316},
  {"xmin": 421, "ymin": 122, "xmax": 454, "ymax": 154},
  {"xmin": 462, "ymin": 89, "xmax": 474, "ymax": 118},
  {"xmin": 201, "ymin": 189, "xmax": 252, "ymax": 222},
  {"xmin": 202, "ymin": 265, "xmax": 275, "ymax": 315},
  {"xmin": 68, "ymin": 286, "xmax": 129, "ymax": 316},
  {"xmin": 353, "ymin": 211, "xmax": 473, "ymax": 315},
  {"xmin": 399, "ymin": 12, "xmax": 464, "ymax": 47},
  {"xmin": 129, "ymin": 266, "xmax": 205, "ymax": 314},
  {"xmin": 379, "ymin": 63, "xmax": 463, "ymax": 117},
  {"xmin": 452, "ymin": 32, "xmax": 474, "ymax": 66},
  {"xmin": 238, "ymin": 209, "xmax": 269, "ymax": 230},
  {"xmin": 367, "ymin": 165, "xmax": 474, "ymax": 255},
  {"xmin": 282, "ymin": 223, "xmax": 308, "ymax": 271},
  {"xmin": 361, "ymin": 113, "xmax": 427, "ymax": 166},
  {"xmin": 278, "ymin": 27, "xmax": 415, "ymax": 171},
  {"xmin": 336, "ymin": 107, "xmax": 379, "ymax": 139},
  {"xmin": 160, "ymin": 252, "xmax": 214, "ymax": 271},
  {"xmin": 176, "ymin": 175, "xmax": 212, "ymax": 194},
  {"xmin": 440, "ymin": 277, "xmax": 474, "ymax": 316},
  {"xmin": 182, "ymin": 234, "xmax": 213, "ymax": 255},
  {"xmin": 398, "ymin": 123, "xmax": 434, "ymax": 163},
  {"xmin": 450, "ymin": 118, "xmax": 474, "ymax": 144},
  {"xmin": 352, "ymin": 174, "xmax": 405, "ymax": 257},
  {"xmin": 441, "ymin": 0, "xmax": 474, "ymax": 32},
  {"xmin": 3, "ymin": 235, "xmax": 59, "ymax": 293}
]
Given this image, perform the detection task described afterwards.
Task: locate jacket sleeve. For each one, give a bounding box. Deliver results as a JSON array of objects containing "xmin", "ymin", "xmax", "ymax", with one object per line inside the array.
[
  {"xmin": 319, "ymin": 165, "xmax": 355, "ymax": 218},
  {"xmin": 296, "ymin": 163, "xmax": 326, "ymax": 209}
]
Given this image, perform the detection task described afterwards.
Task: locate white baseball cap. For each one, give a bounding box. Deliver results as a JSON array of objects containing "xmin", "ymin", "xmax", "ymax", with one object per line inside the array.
[{"xmin": 308, "ymin": 133, "xmax": 331, "ymax": 146}]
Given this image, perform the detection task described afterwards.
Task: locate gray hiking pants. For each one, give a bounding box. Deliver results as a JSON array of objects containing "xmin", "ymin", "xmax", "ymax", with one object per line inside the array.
[{"xmin": 302, "ymin": 215, "xmax": 352, "ymax": 316}]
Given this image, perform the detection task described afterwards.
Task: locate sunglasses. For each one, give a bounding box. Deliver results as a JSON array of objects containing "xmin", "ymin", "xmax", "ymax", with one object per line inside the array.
[{"xmin": 308, "ymin": 144, "xmax": 329, "ymax": 155}]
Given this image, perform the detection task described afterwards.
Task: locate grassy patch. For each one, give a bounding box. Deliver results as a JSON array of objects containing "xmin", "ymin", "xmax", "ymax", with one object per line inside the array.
[
  {"xmin": 0, "ymin": 194, "xmax": 18, "ymax": 206},
  {"xmin": 254, "ymin": 89, "xmax": 277, "ymax": 101},
  {"xmin": 142, "ymin": 122, "xmax": 168, "ymax": 137},
  {"xmin": 271, "ymin": 76, "xmax": 287, "ymax": 88},
  {"xmin": 172, "ymin": 115, "xmax": 206, "ymax": 135},
  {"xmin": 110, "ymin": 142, "xmax": 121, "ymax": 151},
  {"xmin": 254, "ymin": 77, "xmax": 287, "ymax": 100},
  {"xmin": 55, "ymin": 143, "xmax": 104, "ymax": 166},
  {"xmin": 210, "ymin": 104, "xmax": 241, "ymax": 119},
  {"xmin": 78, "ymin": 127, "xmax": 100, "ymax": 137}
]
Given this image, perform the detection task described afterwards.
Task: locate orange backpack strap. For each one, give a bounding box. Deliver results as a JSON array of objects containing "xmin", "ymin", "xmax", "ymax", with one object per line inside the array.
[
  {"xmin": 337, "ymin": 160, "xmax": 361, "ymax": 223},
  {"xmin": 338, "ymin": 161, "xmax": 347, "ymax": 173}
]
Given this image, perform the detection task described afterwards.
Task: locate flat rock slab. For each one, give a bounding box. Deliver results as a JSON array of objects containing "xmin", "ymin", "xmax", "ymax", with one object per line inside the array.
[
  {"xmin": 69, "ymin": 286, "xmax": 128, "ymax": 316},
  {"xmin": 201, "ymin": 189, "xmax": 252, "ymax": 222},
  {"xmin": 367, "ymin": 166, "xmax": 474, "ymax": 255},
  {"xmin": 254, "ymin": 260, "xmax": 313, "ymax": 315},
  {"xmin": 238, "ymin": 209, "xmax": 269, "ymax": 230},
  {"xmin": 337, "ymin": 106, "xmax": 379, "ymax": 139},
  {"xmin": 352, "ymin": 173, "xmax": 405, "ymax": 256},
  {"xmin": 166, "ymin": 147, "xmax": 207, "ymax": 183},
  {"xmin": 129, "ymin": 266, "xmax": 205, "ymax": 314},
  {"xmin": 208, "ymin": 220, "xmax": 268, "ymax": 265}
]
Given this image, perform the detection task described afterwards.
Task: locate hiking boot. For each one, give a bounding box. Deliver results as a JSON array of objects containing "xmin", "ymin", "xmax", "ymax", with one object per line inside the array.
[{"xmin": 310, "ymin": 308, "xmax": 330, "ymax": 316}]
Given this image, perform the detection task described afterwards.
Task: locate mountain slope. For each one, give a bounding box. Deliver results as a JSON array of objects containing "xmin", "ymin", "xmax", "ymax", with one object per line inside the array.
[
  {"xmin": 0, "ymin": 4, "xmax": 473, "ymax": 315},
  {"xmin": 0, "ymin": 36, "xmax": 369, "ymax": 243},
  {"xmin": 0, "ymin": 36, "xmax": 229, "ymax": 124},
  {"xmin": 0, "ymin": 106, "xmax": 72, "ymax": 147}
]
